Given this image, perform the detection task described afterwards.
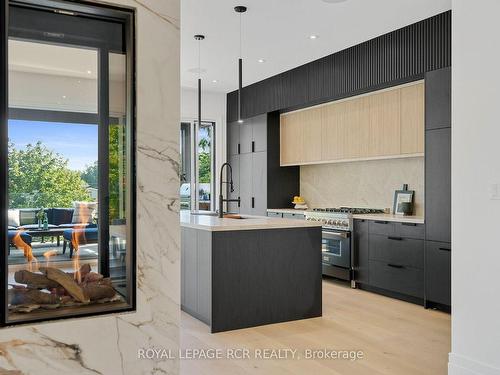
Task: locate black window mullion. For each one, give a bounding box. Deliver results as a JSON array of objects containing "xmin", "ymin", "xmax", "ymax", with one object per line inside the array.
[
  {"xmin": 98, "ymin": 48, "xmax": 110, "ymax": 277},
  {"xmin": 0, "ymin": 0, "xmax": 9, "ymax": 326}
]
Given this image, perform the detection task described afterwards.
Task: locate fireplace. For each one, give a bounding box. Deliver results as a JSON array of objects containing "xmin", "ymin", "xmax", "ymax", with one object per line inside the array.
[{"xmin": 1, "ymin": 0, "xmax": 135, "ymax": 325}]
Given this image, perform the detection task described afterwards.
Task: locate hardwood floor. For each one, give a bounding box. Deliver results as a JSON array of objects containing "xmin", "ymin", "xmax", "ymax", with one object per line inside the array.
[{"xmin": 180, "ymin": 278, "xmax": 450, "ymax": 375}]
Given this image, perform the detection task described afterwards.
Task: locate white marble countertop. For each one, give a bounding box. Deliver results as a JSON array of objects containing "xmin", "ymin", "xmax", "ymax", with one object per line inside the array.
[
  {"xmin": 267, "ymin": 208, "xmax": 307, "ymax": 215},
  {"xmin": 352, "ymin": 213, "xmax": 424, "ymax": 224},
  {"xmin": 180, "ymin": 211, "xmax": 321, "ymax": 231}
]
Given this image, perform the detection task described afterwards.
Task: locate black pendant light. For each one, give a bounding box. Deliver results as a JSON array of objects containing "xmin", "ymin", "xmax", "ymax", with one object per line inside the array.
[
  {"xmin": 234, "ymin": 5, "xmax": 247, "ymax": 123},
  {"xmin": 194, "ymin": 34, "xmax": 205, "ymax": 131}
]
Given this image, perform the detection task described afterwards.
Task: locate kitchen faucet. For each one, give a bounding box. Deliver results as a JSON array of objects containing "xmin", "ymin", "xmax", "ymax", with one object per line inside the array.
[{"xmin": 219, "ymin": 162, "xmax": 240, "ymax": 218}]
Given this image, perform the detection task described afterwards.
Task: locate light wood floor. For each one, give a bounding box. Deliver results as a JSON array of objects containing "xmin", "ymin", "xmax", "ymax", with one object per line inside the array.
[{"xmin": 180, "ymin": 278, "xmax": 451, "ymax": 375}]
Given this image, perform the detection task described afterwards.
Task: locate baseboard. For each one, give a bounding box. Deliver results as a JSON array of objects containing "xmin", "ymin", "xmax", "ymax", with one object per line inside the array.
[{"xmin": 449, "ymin": 353, "xmax": 500, "ymax": 375}]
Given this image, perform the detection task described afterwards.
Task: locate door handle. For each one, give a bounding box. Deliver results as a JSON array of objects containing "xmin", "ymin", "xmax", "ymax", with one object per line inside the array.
[
  {"xmin": 251, "ymin": 197, "xmax": 255, "ymax": 209},
  {"xmin": 387, "ymin": 236, "xmax": 403, "ymax": 241},
  {"xmin": 238, "ymin": 196, "xmax": 240, "ymax": 208},
  {"xmin": 237, "ymin": 143, "xmax": 240, "ymax": 154},
  {"xmin": 387, "ymin": 263, "xmax": 404, "ymax": 269},
  {"xmin": 252, "ymin": 141, "xmax": 255, "ymax": 152}
]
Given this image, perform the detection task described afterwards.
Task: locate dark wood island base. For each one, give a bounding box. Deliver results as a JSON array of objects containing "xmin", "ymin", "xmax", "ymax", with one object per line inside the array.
[{"xmin": 181, "ymin": 225, "xmax": 322, "ymax": 333}]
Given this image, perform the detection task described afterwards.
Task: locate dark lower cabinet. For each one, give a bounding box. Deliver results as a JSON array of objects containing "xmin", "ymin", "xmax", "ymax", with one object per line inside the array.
[
  {"xmin": 369, "ymin": 260, "xmax": 424, "ymax": 299},
  {"xmin": 425, "ymin": 241, "xmax": 451, "ymax": 306},
  {"xmin": 353, "ymin": 219, "xmax": 369, "ymax": 285},
  {"xmin": 353, "ymin": 219, "xmax": 425, "ymax": 304}
]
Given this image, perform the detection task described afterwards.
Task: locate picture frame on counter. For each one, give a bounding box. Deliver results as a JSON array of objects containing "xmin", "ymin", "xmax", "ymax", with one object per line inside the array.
[{"xmin": 393, "ymin": 189, "xmax": 414, "ymax": 215}]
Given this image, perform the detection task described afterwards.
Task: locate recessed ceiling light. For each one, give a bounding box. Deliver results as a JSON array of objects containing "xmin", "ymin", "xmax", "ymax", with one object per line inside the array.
[
  {"xmin": 309, "ymin": 35, "xmax": 319, "ymax": 40},
  {"xmin": 77, "ymin": 80, "xmax": 81, "ymax": 84},
  {"xmin": 212, "ymin": 79, "xmax": 218, "ymax": 83},
  {"xmin": 62, "ymin": 95, "xmax": 67, "ymax": 99},
  {"xmin": 86, "ymin": 70, "xmax": 92, "ymax": 74},
  {"xmin": 258, "ymin": 58, "xmax": 265, "ymax": 63}
]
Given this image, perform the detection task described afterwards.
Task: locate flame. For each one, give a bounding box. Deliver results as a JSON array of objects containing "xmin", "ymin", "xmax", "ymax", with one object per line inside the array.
[
  {"xmin": 43, "ymin": 249, "xmax": 58, "ymax": 268},
  {"xmin": 71, "ymin": 206, "xmax": 91, "ymax": 283},
  {"xmin": 12, "ymin": 230, "xmax": 38, "ymax": 271}
]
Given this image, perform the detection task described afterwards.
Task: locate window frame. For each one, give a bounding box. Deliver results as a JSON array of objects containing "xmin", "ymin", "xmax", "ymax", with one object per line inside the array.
[{"xmin": 0, "ymin": 0, "xmax": 136, "ymax": 326}]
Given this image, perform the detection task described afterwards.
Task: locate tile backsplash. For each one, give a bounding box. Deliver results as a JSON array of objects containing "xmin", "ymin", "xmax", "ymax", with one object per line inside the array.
[{"xmin": 300, "ymin": 157, "xmax": 424, "ymax": 216}]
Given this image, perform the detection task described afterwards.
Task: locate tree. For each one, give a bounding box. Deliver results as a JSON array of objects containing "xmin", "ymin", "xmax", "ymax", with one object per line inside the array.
[
  {"xmin": 9, "ymin": 141, "xmax": 92, "ymax": 208},
  {"xmin": 81, "ymin": 161, "xmax": 98, "ymax": 189}
]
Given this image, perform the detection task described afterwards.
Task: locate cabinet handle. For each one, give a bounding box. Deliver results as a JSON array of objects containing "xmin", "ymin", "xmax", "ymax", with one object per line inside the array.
[
  {"xmin": 237, "ymin": 143, "xmax": 240, "ymax": 154},
  {"xmin": 387, "ymin": 236, "xmax": 403, "ymax": 241},
  {"xmin": 439, "ymin": 247, "xmax": 451, "ymax": 252},
  {"xmin": 238, "ymin": 196, "xmax": 240, "ymax": 208},
  {"xmin": 374, "ymin": 220, "xmax": 388, "ymax": 224},
  {"xmin": 402, "ymin": 223, "xmax": 417, "ymax": 227},
  {"xmin": 252, "ymin": 197, "xmax": 255, "ymax": 208},
  {"xmin": 252, "ymin": 141, "xmax": 255, "ymax": 152},
  {"xmin": 387, "ymin": 263, "xmax": 404, "ymax": 269}
]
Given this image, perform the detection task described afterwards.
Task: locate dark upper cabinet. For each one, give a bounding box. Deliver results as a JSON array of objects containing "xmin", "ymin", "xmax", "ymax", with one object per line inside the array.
[
  {"xmin": 353, "ymin": 219, "xmax": 369, "ymax": 285},
  {"xmin": 425, "ymin": 128, "xmax": 451, "ymax": 243},
  {"xmin": 425, "ymin": 241, "xmax": 451, "ymax": 306},
  {"xmin": 425, "ymin": 67, "xmax": 451, "ymax": 130}
]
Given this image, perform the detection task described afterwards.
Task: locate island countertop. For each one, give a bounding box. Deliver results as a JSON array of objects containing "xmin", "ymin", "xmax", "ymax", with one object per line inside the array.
[{"xmin": 180, "ymin": 211, "xmax": 322, "ymax": 231}]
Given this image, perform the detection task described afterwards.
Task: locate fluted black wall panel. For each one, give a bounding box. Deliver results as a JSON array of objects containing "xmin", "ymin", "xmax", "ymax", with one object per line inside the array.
[{"xmin": 227, "ymin": 11, "xmax": 451, "ymax": 122}]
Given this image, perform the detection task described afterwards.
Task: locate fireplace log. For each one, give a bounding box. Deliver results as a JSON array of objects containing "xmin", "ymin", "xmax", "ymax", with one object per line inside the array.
[
  {"xmin": 14, "ymin": 270, "xmax": 60, "ymax": 289},
  {"xmin": 44, "ymin": 268, "xmax": 89, "ymax": 303},
  {"xmin": 82, "ymin": 284, "xmax": 116, "ymax": 301},
  {"xmin": 8, "ymin": 287, "xmax": 60, "ymax": 305}
]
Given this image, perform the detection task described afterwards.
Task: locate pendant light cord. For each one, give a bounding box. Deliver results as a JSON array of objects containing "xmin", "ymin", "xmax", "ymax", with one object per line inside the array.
[
  {"xmin": 198, "ymin": 38, "xmax": 201, "ymax": 79},
  {"xmin": 239, "ymin": 12, "xmax": 242, "ymax": 59}
]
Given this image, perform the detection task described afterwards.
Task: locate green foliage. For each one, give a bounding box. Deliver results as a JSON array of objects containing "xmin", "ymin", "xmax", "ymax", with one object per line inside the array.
[
  {"xmin": 8, "ymin": 141, "xmax": 91, "ymax": 208},
  {"xmin": 109, "ymin": 124, "xmax": 125, "ymax": 221},
  {"xmin": 81, "ymin": 161, "xmax": 98, "ymax": 189},
  {"xmin": 198, "ymin": 136, "xmax": 211, "ymax": 184}
]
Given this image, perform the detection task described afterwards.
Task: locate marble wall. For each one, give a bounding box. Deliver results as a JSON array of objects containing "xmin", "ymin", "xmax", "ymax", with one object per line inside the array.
[
  {"xmin": 0, "ymin": 0, "xmax": 181, "ymax": 374},
  {"xmin": 300, "ymin": 157, "xmax": 424, "ymax": 216}
]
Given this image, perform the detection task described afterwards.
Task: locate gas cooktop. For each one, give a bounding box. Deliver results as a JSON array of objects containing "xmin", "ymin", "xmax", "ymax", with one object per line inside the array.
[{"xmin": 312, "ymin": 207, "xmax": 386, "ymax": 215}]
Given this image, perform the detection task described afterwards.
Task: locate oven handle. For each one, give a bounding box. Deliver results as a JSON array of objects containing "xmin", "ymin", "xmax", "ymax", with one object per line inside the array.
[{"xmin": 322, "ymin": 230, "xmax": 350, "ymax": 239}]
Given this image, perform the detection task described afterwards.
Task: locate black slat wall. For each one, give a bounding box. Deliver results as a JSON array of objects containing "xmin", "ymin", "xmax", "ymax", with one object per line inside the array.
[{"xmin": 227, "ymin": 11, "xmax": 451, "ymax": 122}]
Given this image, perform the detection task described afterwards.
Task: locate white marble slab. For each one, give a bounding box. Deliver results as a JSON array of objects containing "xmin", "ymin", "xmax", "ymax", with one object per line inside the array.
[
  {"xmin": 0, "ymin": 0, "xmax": 181, "ymax": 374},
  {"xmin": 181, "ymin": 211, "xmax": 321, "ymax": 231}
]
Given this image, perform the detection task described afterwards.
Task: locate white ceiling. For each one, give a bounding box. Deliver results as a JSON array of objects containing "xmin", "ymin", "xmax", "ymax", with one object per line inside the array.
[{"xmin": 181, "ymin": 0, "xmax": 451, "ymax": 93}]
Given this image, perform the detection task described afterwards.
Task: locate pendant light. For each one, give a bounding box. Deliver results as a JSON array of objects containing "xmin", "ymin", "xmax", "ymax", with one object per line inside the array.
[
  {"xmin": 194, "ymin": 34, "xmax": 205, "ymax": 131},
  {"xmin": 234, "ymin": 5, "xmax": 247, "ymax": 123}
]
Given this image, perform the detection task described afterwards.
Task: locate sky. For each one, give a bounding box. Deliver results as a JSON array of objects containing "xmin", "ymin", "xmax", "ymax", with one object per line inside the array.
[{"xmin": 8, "ymin": 119, "xmax": 98, "ymax": 171}]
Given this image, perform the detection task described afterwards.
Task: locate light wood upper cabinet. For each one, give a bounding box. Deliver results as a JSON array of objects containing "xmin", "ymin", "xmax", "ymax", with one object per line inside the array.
[
  {"xmin": 280, "ymin": 81, "xmax": 424, "ymax": 166},
  {"xmin": 400, "ymin": 83, "xmax": 425, "ymax": 154},
  {"xmin": 367, "ymin": 89, "xmax": 401, "ymax": 157}
]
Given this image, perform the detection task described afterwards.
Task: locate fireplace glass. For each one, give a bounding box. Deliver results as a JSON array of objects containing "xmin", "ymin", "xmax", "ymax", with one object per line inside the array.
[{"xmin": 2, "ymin": 1, "xmax": 135, "ymax": 324}]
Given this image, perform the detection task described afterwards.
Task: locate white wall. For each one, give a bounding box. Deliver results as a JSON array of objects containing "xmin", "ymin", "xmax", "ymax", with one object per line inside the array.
[
  {"xmin": 181, "ymin": 87, "xmax": 227, "ymax": 207},
  {"xmin": 1, "ymin": 1, "xmax": 181, "ymax": 374},
  {"xmin": 450, "ymin": 1, "xmax": 500, "ymax": 374}
]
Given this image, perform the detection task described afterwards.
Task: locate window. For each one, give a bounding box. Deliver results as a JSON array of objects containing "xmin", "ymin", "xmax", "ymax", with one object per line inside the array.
[
  {"xmin": 1, "ymin": 0, "xmax": 135, "ymax": 325},
  {"xmin": 180, "ymin": 121, "xmax": 215, "ymax": 211}
]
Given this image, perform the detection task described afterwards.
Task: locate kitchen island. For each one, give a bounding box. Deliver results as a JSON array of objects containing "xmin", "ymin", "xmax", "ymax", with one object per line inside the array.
[{"xmin": 180, "ymin": 211, "xmax": 322, "ymax": 333}]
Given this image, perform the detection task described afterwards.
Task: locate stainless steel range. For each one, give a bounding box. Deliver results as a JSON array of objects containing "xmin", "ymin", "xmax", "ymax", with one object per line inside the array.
[{"xmin": 305, "ymin": 207, "xmax": 385, "ymax": 284}]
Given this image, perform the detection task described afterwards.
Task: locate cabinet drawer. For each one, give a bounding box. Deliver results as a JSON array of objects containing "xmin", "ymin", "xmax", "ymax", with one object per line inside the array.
[
  {"xmin": 425, "ymin": 241, "xmax": 451, "ymax": 306},
  {"xmin": 369, "ymin": 260, "xmax": 424, "ymax": 298},
  {"xmin": 369, "ymin": 234, "xmax": 424, "ymax": 269},
  {"xmin": 282, "ymin": 212, "xmax": 305, "ymax": 220},
  {"xmin": 369, "ymin": 220, "xmax": 424, "ymax": 239},
  {"xmin": 368, "ymin": 220, "xmax": 393, "ymax": 236},
  {"xmin": 394, "ymin": 222, "xmax": 424, "ymax": 239},
  {"xmin": 267, "ymin": 211, "xmax": 283, "ymax": 218}
]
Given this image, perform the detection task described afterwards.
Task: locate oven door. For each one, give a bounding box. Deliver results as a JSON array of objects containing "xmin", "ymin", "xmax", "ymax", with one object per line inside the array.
[{"xmin": 321, "ymin": 229, "xmax": 351, "ymax": 269}]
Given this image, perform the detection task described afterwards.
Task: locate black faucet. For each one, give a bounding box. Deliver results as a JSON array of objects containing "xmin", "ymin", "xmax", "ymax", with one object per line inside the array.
[{"xmin": 219, "ymin": 162, "xmax": 240, "ymax": 218}]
